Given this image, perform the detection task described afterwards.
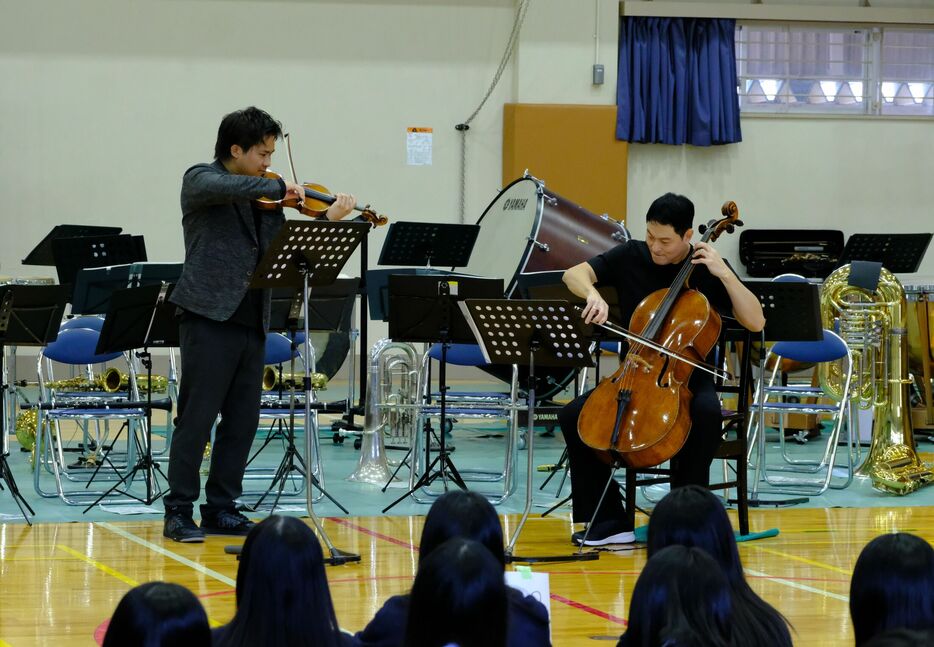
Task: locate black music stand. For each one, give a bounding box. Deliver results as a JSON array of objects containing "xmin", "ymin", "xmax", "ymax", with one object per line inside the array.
[
  {"xmin": 22, "ymin": 225, "xmax": 122, "ymax": 266},
  {"xmin": 839, "ymin": 233, "xmax": 932, "ymax": 274},
  {"xmin": 248, "ymin": 279, "xmax": 359, "ymax": 513},
  {"xmin": 745, "ymin": 281, "xmax": 826, "ymax": 507},
  {"xmin": 381, "ymin": 274, "xmax": 503, "ymax": 512},
  {"xmin": 72, "ymin": 262, "xmax": 183, "ymax": 315},
  {"xmin": 250, "ymin": 219, "xmax": 369, "ymax": 566},
  {"xmin": 460, "ymin": 298, "xmax": 597, "ymax": 563},
  {"xmin": 52, "ymin": 234, "xmax": 147, "ymax": 290},
  {"xmin": 378, "ymin": 222, "xmax": 479, "ymax": 268},
  {"xmin": 82, "ymin": 283, "xmax": 178, "ymax": 512},
  {"xmin": 0, "ymin": 285, "xmax": 68, "ymax": 523}
]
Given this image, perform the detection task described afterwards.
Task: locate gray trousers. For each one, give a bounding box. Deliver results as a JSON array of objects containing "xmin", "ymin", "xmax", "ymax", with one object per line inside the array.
[{"xmin": 164, "ymin": 314, "xmax": 265, "ymax": 517}]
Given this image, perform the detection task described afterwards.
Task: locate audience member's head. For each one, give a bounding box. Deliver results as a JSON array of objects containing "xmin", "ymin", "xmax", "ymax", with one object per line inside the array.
[
  {"xmin": 850, "ymin": 532, "xmax": 934, "ymax": 646},
  {"xmin": 217, "ymin": 515, "xmax": 342, "ymax": 647},
  {"xmin": 103, "ymin": 581, "xmax": 209, "ymax": 647},
  {"xmin": 861, "ymin": 627, "xmax": 934, "ymax": 647},
  {"xmin": 404, "ymin": 537, "xmax": 508, "ymax": 647},
  {"xmin": 623, "ymin": 545, "xmax": 733, "ymax": 647},
  {"xmin": 419, "ymin": 490, "xmax": 505, "ymax": 568},
  {"xmin": 647, "ymin": 485, "xmax": 792, "ymax": 646}
]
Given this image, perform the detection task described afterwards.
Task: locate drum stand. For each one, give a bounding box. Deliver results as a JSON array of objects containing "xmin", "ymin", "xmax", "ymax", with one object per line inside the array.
[
  {"xmin": 461, "ymin": 298, "xmax": 598, "ymax": 563},
  {"xmin": 0, "ymin": 284, "xmax": 69, "ymax": 524},
  {"xmin": 245, "ymin": 219, "xmax": 369, "ymax": 565}
]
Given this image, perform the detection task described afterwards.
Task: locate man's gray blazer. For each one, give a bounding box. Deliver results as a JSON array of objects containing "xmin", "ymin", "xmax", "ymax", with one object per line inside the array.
[{"xmin": 169, "ymin": 160, "xmax": 286, "ymax": 331}]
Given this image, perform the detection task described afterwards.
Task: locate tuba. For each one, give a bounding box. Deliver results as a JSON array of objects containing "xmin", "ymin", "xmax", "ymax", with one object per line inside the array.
[
  {"xmin": 819, "ymin": 265, "xmax": 934, "ymax": 495},
  {"xmin": 347, "ymin": 338, "xmax": 419, "ymax": 485}
]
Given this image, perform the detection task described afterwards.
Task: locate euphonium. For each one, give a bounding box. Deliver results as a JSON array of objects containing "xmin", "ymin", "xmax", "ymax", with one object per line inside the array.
[
  {"xmin": 261, "ymin": 366, "xmax": 327, "ymax": 391},
  {"xmin": 819, "ymin": 265, "xmax": 934, "ymax": 495},
  {"xmin": 347, "ymin": 339, "xmax": 419, "ymax": 485}
]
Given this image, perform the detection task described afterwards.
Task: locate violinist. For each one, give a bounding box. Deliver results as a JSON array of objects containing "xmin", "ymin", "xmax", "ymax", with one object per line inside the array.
[
  {"xmin": 558, "ymin": 193, "xmax": 764, "ymax": 547},
  {"xmin": 164, "ymin": 106, "xmax": 355, "ymax": 543}
]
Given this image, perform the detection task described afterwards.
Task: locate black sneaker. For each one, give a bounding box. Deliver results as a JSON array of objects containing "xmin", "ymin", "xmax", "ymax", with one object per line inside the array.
[
  {"xmin": 571, "ymin": 519, "xmax": 635, "ymax": 546},
  {"xmin": 164, "ymin": 513, "xmax": 205, "ymax": 543},
  {"xmin": 200, "ymin": 509, "xmax": 256, "ymax": 536}
]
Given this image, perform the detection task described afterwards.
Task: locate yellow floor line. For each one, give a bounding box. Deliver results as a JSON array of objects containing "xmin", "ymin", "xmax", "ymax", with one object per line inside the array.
[
  {"xmin": 55, "ymin": 544, "xmax": 139, "ymax": 588},
  {"xmin": 752, "ymin": 545, "xmax": 853, "ymax": 576}
]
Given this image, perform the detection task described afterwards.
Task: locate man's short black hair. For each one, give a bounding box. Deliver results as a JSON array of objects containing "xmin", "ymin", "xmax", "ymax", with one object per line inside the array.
[
  {"xmin": 214, "ymin": 107, "xmax": 283, "ymax": 161},
  {"xmin": 646, "ymin": 192, "xmax": 694, "ymax": 236}
]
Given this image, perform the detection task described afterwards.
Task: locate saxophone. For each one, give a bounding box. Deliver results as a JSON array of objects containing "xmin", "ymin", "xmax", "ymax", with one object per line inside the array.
[{"xmin": 819, "ymin": 265, "xmax": 934, "ymax": 495}]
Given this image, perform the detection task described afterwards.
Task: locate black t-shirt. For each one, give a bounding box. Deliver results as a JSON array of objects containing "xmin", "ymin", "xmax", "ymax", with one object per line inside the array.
[{"xmin": 587, "ymin": 239, "xmax": 734, "ymax": 333}]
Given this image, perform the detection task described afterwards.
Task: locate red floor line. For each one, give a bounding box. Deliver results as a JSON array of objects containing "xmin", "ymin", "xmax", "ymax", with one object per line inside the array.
[
  {"xmin": 327, "ymin": 517, "xmax": 419, "ymax": 551},
  {"xmin": 550, "ymin": 593, "xmax": 628, "ymax": 627}
]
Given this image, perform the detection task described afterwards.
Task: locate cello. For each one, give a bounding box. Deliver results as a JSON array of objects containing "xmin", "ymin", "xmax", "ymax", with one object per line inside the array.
[{"xmin": 576, "ymin": 202, "xmax": 743, "ymax": 469}]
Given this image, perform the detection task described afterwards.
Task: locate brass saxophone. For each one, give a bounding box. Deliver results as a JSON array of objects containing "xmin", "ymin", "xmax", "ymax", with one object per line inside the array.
[{"xmin": 819, "ymin": 265, "xmax": 934, "ymax": 495}]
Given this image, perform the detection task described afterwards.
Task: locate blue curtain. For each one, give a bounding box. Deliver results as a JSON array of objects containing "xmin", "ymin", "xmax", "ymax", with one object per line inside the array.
[{"xmin": 616, "ymin": 17, "xmax": 742, "ymax": 146}]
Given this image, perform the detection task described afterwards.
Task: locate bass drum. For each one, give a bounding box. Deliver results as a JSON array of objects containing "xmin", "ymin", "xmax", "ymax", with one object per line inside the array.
[{"xmin": 461, "ymin": 174, "xmax": 630, "ymax": 399}]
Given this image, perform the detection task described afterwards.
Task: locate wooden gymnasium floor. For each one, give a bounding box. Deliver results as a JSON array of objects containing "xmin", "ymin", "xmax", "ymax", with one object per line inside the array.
[{"xmin": 2, "ymin": 506, "xmax": 933, "ymax": 646}]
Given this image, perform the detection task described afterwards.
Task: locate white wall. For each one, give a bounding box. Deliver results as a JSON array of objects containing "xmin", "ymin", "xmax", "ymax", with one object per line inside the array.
[{"xmin": 1, "ymin": 0, "xmax": 932, "ymax": 368}]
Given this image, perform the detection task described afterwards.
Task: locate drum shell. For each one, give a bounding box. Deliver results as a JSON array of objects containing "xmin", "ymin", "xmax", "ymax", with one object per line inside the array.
[{"xmin": 468, "ymin": 176, "xmax": 629, "ymax": 399}]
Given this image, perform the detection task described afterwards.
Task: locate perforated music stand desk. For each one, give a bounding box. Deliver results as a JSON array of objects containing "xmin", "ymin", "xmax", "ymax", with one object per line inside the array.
[
  {"xmin": 461, "ymin": 298, "xmax": 597, "ymax": 563},
  {"xmin": 377, "ymin": 221, "xmax": 479, "ymax": 268},
  {"xmin": 839, "ymin": 233, "xmax": 932, "ymax": 274},
  {"xmin": 52, "ymin": 234, "xmax": 147, "ymax": 291},
  {"xmin": 0, "ymin": 284, "xmax": 69, "ymax": 523},
  {"xmin": 22, "ymin": 225, "xmax": 123, "ymax": 266},
  {"xmin": 72, "ymin": 262, "xmax": 183, "ymax": 316},
  {"xmin": 251, "ymin": 219, "xmax": 368, "ymax": 566},
  {"xmin": 747, "ymin": 281, "xmax": 822, "ymax": 342}
]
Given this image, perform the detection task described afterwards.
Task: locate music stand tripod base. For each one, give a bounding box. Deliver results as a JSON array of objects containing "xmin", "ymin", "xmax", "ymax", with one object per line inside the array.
[{"xmin": 461, "ymin": 299, "xmax": 598, "ymax": 563}]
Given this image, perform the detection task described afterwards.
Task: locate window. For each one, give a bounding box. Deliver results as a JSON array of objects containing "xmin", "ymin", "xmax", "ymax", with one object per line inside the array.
[{"xmin": 736, "ymin": 23, "xmax": 933, "ymax": 117}]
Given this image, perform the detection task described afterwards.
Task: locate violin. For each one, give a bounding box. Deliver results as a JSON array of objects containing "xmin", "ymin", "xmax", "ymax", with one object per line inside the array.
[
  {"xmin": 576, "ymin": 202, "xmax": 743, "ymax": 469},
  {"xmin": 253, "ymin": 170, "xmax": 389, "ymax": 227}
]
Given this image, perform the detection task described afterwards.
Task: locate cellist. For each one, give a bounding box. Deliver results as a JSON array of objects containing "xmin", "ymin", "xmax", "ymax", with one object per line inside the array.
[{"xmin": 558, "ymin": 193, "xmax": 765, "ymax": 546}]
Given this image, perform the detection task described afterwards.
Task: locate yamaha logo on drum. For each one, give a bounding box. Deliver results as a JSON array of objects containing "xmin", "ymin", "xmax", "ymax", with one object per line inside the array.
[{"xmin": 503, "ymin": 198, "xmax": 528, "ymax": 211}]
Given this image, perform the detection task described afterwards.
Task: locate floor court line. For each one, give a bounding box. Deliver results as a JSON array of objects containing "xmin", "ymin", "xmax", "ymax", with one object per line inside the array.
[
  {"xmin": 745, "ymin": 567, "xmax": 849, "ymax": 602},
  {"xmin": 55, "ymin": 544, "xmax": 139, "ymax": 588},
  {"xmin": 752, "ymin": 545, "xmax": 853, "ymax": 576},
  {"xmin": 96, "ymin": 522, "xmax": 236, "ymax": 587}
]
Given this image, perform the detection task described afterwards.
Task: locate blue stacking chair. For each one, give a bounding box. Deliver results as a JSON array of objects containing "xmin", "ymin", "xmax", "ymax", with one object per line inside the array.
[
  {"xmin": 408, "ymin": 342, "xmax": 521, "ymax": 505},
  {"xmin": 32, "ymin": 327, "xmax": 148, "ymax": 506}
]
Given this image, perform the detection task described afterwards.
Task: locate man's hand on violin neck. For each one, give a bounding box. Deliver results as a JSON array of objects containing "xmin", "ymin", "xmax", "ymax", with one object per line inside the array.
[{"xmin": 325, "ymin": 193, "xmax": 355, "ymax": 221}]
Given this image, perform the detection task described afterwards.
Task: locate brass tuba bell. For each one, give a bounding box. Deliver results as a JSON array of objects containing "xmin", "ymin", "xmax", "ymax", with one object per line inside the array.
[{"xmin": 820, "ymin": 265, "xmax": 934, "ymax": 495}]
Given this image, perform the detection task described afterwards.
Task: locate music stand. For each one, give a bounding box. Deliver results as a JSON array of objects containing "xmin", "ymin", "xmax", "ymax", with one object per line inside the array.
[
  {"xmin": 746, "ymin": 281, "xmax": 826, "ymax": 507},
  {"xmin": 460, "ymin": 298, "xmax": 597, "ymax": 563},
  {"xmin": 839, "ymin": 233, "xmax": 932, "ymax": 274},
  {"xmin": 81, "ymin": 283, "xmax": 178, "ymax": 512},
  {"xmin": 251, "ymin": 219, "xmax": 369, "ymax": 566},
  {"xmin": 0, "ymin": 284, "xmax": 69, "ymax": 523},
  {"xmin": 249, "ymin": 279, "xmax": 359, "ymax": 513},
  {"xmin": 381, "ymin": 274, "xmax": 503, "ymax": 513},
  {"xmin": 22, "ymin": 224, "xmax": 122, "ymax": 266},
  {"xmin": 378, "ymin": 222, "xmax": 479, "ymax": 268},
  {"xmin": 72, "ymin": 262, "xmax": 183, "ymax": 315},
  {"xmin": 52, "ymin": 234, "xmax": 147, "ymax": 287}
]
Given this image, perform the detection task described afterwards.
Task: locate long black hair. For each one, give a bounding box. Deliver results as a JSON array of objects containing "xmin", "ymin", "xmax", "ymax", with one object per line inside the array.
[
  {"xmin": 850, "ymin": 532, "xmax": 934, "ymax": 645},
  {"xmin": 623, "ymin": 545, "xmax": 733, "ymax": 647},
  {"xmin": 404, "ymin": 537, "xmax": 508, "ymax": 647},
  {"xmin": 216, "ymin": 515, "xmax": 343, "ymax": 647},
  {"xmin": 103, "ymin": 581, "xmax": 209, "ymax": 647},
  {"xmin": 647, "ymin": 485, "xmax": 792, "ymax": 646},
  {"xmin": 419, "ymin": 490, "xmax": 505, "ymax": 567}
]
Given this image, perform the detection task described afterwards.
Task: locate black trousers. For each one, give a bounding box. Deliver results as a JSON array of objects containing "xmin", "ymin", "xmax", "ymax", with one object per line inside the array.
[
  {"xmin": 164, "ymin": 315, "xmax": 265, "ymax": 517},
  {"xmin": 558, "ymin": 371, "xmax": 723, "ymax": 527}
]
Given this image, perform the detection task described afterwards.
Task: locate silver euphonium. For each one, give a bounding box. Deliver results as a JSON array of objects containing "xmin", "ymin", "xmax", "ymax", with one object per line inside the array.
[{"xmin": 347, "ymin": 338, "xmax": 420, "ymax": 485}]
